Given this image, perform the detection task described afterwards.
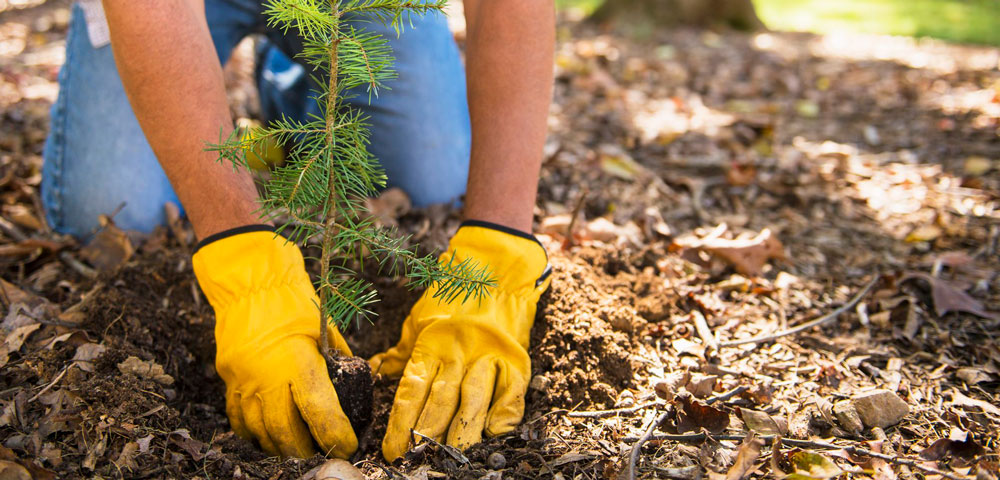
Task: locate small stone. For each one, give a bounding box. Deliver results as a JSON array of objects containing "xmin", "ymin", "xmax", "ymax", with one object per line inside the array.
[
  {"xmin": 487, "ymin": 452, "xmax": 507, "ymax": 470},
  {"xmin": 832, "ymin": 400, "xmax": 863, "ymax": 434},
  {"xmin": 851, "ymin": 390, "xmax": 909, "ymax": 428},
  {"xmin": 787, "ymin": 409, "xmax": 815, "ymax": 438},
  {"xmin": 312, "ymin": 459, "xmax": 365, "ymax": 480},
  {"xmin": 529, "ymin": 375, "xmax": 551, "ymax": 391},
  {"xmin": 616, "ymin": 389, "xmax": 635, "ymax": 408}
]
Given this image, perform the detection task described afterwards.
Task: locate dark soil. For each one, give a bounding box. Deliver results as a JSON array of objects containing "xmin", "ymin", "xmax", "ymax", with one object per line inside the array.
[{"xmin": 327, "ymin": 355, "xmax": 374, "ymax": 436}]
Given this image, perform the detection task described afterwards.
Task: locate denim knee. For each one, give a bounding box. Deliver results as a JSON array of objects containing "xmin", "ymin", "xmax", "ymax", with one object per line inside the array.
[
  {"xmin": 257, "ymin": 10, "xmax": 471, "ymax": 207},
  {"xmin": 41, "ymin": 5, "xmax": 182, "ymax": 237}
]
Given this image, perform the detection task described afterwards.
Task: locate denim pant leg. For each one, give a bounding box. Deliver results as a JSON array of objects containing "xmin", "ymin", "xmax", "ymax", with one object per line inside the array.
[
  {"xmin": 257, "ymin": 10, "xmax": 471, "ymax": 207},
  {"xmin": 41, "ymin": 2, "xmax": 260, "ymax": 238}
]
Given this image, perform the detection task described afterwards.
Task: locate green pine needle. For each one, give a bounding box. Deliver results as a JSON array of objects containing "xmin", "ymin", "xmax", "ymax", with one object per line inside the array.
[{"xmin": 208, "ymin": 0, "xmax": 495, "ymax": 333}]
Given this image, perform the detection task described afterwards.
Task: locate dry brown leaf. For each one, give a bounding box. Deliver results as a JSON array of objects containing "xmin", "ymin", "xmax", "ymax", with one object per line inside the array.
[
  {"xmin": 598, "ymin": 146, "xmax": 646, "ymax": 181},
  {"xmin": 79, "ymin": 216, "xmax": 134, "ymax": 272},
  {"xmin": 865, "ymin": 441, "xmax": 897, "ymax": 480},
  {"xmin": 168, "ymin": 429, "xmax": 210, "ymax": 462},
  {"xmin": 739, "ymin": 408, "xmax": 784, "ymax": 435},
  {"xmin": 672, "ymin": 337, "xmax": 706, "ymax": 360},
  {"xmin": 788, "ymin": 451, "xmax": 842, "ymax": 480},
  {"xmin": 716, "ymin": 432, "xmax": 763, "ymax": 480},
  {"xmin": 43, "ymin": 331, "xmax": 89, "ymax": 350},
  {"xmin": 725, "ymin": 162, "xmax": 757, "ymax": 187},
  {"xmin": 4, "ymin": 323, "xmax": 40, "ymax": 352},
  {"xmin": 674, "ymin": 226, "xmax": 785, "ymax": 277},
  {"xmin": 949, "ymin": 390, "xmax": 1000, "ymax": 417},
  {"xmin": 551, "ymin": 452, "xmax": 596, "ymax": 467},
  {"xmin": 115, "ymin": 442, "xmax": 139, "ymax": 471},
  {"xmin": 72, "ymin": 343, "xmax": 106, "ymax": 373},
  {"xmin": 364, "ymin": 187, "xmax": 411, "ymax": 228},
  {"xmin": 654, "ymin": 371, "xmax": 691, "ymax": 400},
  {"xmin": 2, "ymin": 204, "xmax": 43, "ymax": 231},
  {"xmin": 685, "ymin": 374, "xmax": 718, "ymax": 399},
  {"xmin": 117, "ymin": 356, "xmax": 174, "ymax": 385},
  {"xmin": 901, "ymin": 272, "xmax": 998, "ymax": 320},
  {"xmin": 919, "ymin": 437, "xmax": 985, "ymax": 461},
  {"xmin": 740, "ymin": 383, "xmax": 773, "ymax": 406},
  {"xmin": 0, "ymin": 460, "xmax": 31, "ymax": 480},
  {"xmin": 1, "ymin": 445, "xmax": 56, "ymax": 480},
  {"xmin": 676, "ymin": 394, "xmax": 730, "ymax": 434},
  {"xmin": 955, "ymin": 368, "xmax": 994, "ymax": 385},
  {"xmin": 0, "ymin": 278, "xmax": 59, "ymax": 316}
]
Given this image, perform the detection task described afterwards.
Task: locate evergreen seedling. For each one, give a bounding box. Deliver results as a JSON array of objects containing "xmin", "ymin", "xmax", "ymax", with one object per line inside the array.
[{"xmin": 209, "ymin": 0, "xmax": 494, "ymax": 364}]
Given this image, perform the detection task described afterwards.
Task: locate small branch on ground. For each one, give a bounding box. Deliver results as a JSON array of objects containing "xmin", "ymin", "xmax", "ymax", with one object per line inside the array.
[
  {"xmin": 564, "ymin": 186, "xmax": 589, "ymax": 248},
  {"xmin": 626, "ymin": 408, "xmax": 672, "ymax": 480},
  {"xmin": 0, "ymin": 216, "xmax": 97, "ymax": 279},
  {"xmin": 692, "ymin": 310, "xmax": 718, "ymax": 353},
  {"xmin": 705, "ymin": 385, "xmax": 748, "ymax": 404},
  {"xmin": 622, "ymin": 385, "xmax": 751, "ymax": 478},
  {"xmin": 567, "ymin": 400, "xmax": 664, "ymax": 418},
  {"xmin": 720, "ymin": 276, "xmax": 879, "ymax": 347}
]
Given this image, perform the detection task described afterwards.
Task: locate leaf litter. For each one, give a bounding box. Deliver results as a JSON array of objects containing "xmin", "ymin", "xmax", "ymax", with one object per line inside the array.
[{"xmin": 1, "ymin": 1, "xmax": 999, "ymax": 479}]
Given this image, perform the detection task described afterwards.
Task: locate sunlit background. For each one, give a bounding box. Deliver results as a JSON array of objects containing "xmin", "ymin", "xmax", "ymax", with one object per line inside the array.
[{"xmin": 558, "ymin": 0, "xmax": 1000, "ymax": 46}]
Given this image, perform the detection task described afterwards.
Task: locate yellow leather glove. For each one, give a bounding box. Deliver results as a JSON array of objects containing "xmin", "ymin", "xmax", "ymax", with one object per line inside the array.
[
  {"xmin": 370, "ymin": 221, "xmax": 552, "ymax": 460},
  {"xmin": 192, "ymin": 226, "xmax": 357, "ymax": 459}
]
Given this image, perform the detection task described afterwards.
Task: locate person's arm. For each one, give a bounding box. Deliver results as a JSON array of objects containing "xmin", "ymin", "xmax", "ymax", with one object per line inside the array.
[
  {"xmin": 102, "ymin": 1, "xmax": 359, "ymax": 459},
  {"xmin": 461, "ymin": 0, "xmax": 555, "ymax": 232},
  {"xmin": 374, "ymin": 1, "xmax": 556, "ymax": 461},
  {"xmin": 102, "ymin": 0, "xmax": 259, "ymax": 240}
]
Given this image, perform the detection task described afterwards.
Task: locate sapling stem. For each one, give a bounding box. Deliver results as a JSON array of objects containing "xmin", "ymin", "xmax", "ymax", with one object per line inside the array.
[
  {"xmin": 207, "ymin": 0, "xmax": 495, "ymax": 353},
  {"xmin": 318, "ymin": 0, "xmax": 341, "ymax": 363}
]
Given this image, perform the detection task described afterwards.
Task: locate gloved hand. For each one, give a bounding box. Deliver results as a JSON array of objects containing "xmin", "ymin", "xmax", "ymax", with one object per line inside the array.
[
  {"xmin": 192, "ymin": 225, "xmax": 357, "ymax": 459},
  {"xmin": 371, "ymin": 221, "xmax": 552, "ymax": 460}
]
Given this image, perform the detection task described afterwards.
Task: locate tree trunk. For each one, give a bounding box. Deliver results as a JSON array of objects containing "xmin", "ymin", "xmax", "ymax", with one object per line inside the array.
[{"xmin": 591, "ymin": 0, "xmax": 766, "ymax": 31}]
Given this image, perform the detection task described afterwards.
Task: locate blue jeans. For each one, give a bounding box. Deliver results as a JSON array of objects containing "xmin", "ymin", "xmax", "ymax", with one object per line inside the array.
[{"xmin": 42, "ymin": 1, "xmax": 471, "ymax": 238}]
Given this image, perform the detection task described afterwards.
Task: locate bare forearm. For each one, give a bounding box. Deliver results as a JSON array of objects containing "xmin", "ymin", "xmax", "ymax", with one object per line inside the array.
[
  {"xmin": 102, "ymin": 0, "xmax": 260, "ymax": 239},
  {"xmin": 462, "ymin": 0, "xmax": 555, "ymax": 233}
]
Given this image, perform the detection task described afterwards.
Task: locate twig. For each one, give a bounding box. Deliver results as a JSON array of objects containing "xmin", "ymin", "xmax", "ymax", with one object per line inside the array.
[
  {"xmin": 654, "ymin": 465, "xmax": 701, "ymax": 480},
  {"xmin": 29, "ymin": 365, "xmax": 69, "ymax": 402},
  {"xmin": 0, "ymin": 216, "xmax": 97, "ymax": 279},
  {"xmin": 624, "ymin": 433, "xmax": 970, "ymax": 480},
  {"xmin": 692, "ymin": 310, "xmax": 718, "ymax": 353},
  {"xmin": 411, "ymin": 430, "xmax": 469, "ymax": 465},
  {"xmin": 564, "ymin": 187, "xmax": 589, "ymax": 247},
  {"xmin": 59, "ymin": 252, "xmax": 98, "ymax": 279},
  {"xmin": 567, "ymin": 400, "xmax": 664, "ymax": 418},
  {"xmin": 720, "ymin": 276, "xmax": 879, "ymax": 347},
  {"xmin": 622, "ymin": 386, "xmax": 746, "ymax": 479},
  {"xmin": 705, "ymin": 385, "xmax": 748, "ymax": 404},
  {"xmin": 627, "ymin": 408, "xmax": 672, "ymax": 480},
  {"xmin": 0, "ymin": 277, "xmax": 10, "ymax": 312}
]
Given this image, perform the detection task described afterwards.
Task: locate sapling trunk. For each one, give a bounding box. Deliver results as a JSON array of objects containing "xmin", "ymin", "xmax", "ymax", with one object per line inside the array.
[
  {"xmin": 208, "ymin": 0, "xmax": 496, "ymax": 440},
  {"xmin": 318, "ymin": 0, "xmax": 340, "ymax": 364}
]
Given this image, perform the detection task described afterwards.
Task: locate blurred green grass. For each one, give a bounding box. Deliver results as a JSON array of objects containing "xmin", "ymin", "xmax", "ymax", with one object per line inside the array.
[
  {"xmin": 754, "ymin": 0, "xmax": 1000, "ymax": 46},
  {"xmin": 557, "ymin": 0, "xmax": 1000, "ymax": 46}
]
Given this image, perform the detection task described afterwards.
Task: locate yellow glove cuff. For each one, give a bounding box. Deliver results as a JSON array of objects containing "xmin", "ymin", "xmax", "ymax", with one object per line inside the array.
[
  {"xmin": 447, "ymin": 220, "xmax": 552, "ymax": 296},
  {"xmin": 192, "ymin": 225, "xmax": 306, "ymax": 310}
]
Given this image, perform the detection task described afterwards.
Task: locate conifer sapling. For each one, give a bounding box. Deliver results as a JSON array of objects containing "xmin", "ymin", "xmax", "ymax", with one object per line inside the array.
[{"xmin": 209, "ymin": 0, "xmax": 494, "ymax": 432}]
